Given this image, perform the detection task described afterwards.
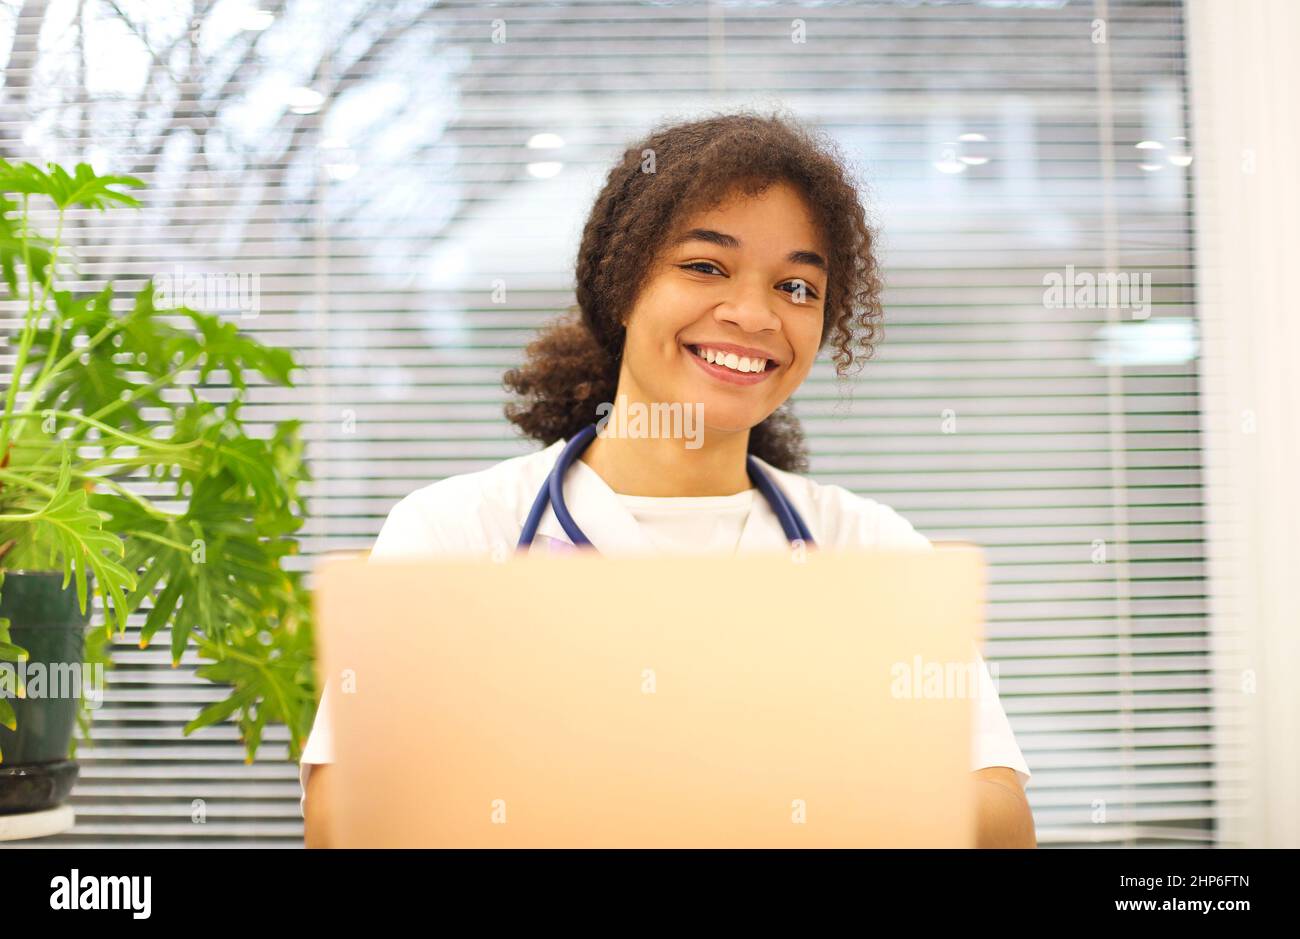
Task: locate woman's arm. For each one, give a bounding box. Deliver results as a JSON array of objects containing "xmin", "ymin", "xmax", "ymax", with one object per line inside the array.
[
  {"xmin": 972, "ymin": 766, "xmax": 1037, "ymax": 848},
  {"xmin": 303, "ymin": 763, "xmax": 334, "ymax": 849}
]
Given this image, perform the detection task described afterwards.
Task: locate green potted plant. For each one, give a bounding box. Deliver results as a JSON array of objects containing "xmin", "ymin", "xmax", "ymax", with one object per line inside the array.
[{"xmin": 0, "ymin": 159, "xmax": 317, "ymax": 816}]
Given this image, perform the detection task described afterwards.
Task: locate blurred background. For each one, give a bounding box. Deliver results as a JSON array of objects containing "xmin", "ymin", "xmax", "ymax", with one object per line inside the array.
[{"xmin": 0, "ymin": 0, "xmax": 1293, "ymax": 848}]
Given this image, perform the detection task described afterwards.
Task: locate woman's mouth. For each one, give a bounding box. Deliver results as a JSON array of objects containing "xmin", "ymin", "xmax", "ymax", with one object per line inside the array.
[{"xmin": 683, "ymin": 344, "xmax": 778, "ymax": 386}]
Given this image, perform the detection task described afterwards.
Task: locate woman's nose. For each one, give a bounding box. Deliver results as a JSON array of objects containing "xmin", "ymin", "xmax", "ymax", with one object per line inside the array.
[{"xmin": 714, "ymin": 279, "xmax": 781, "ymax": 331}]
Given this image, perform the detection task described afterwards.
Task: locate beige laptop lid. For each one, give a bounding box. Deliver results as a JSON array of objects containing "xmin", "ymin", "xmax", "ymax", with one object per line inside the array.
[{"xmin": 313, "ymin": 546, "xmax": 985, "ymax": 847}]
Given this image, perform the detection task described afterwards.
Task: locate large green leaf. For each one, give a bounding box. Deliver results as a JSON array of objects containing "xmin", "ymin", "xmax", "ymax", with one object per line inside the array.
[
  {"xmin": 0, "ymin": 159, "xmax": 142, "ymax": 210},
  {"xmin": 0, "ymin": 193, "xmax": 52, "ymax": 295},
  {"xmin": 25, "ymin": 453, "xmax": 137, "ymax": 634}
]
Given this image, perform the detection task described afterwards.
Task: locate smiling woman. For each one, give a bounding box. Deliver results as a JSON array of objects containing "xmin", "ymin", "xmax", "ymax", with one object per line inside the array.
[
  {"xmin": 611, "ymin": 181, "xmax": 829, "ymax": 474},
  {"xmin": 300, "ymin": 109, "xmax": 1035, "ymax": 848},
  {"xmin": 502, "ymin": 110, "xmax": 886, "ymax": 474}
]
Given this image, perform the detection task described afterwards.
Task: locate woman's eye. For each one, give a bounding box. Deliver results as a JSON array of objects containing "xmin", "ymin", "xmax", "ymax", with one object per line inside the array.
[
  {"xmin": 679, "ymin": 263, "xmax": 819, "ymax": 300},
  {"xmin": 781, "ymin": 280, "xmax": 820, "ymax": 300}
]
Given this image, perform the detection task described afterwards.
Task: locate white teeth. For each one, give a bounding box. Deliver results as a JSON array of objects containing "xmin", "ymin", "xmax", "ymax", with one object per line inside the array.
[{"xmin": 692, "ymin": 345, "xmax": 769, "ymax": 373}]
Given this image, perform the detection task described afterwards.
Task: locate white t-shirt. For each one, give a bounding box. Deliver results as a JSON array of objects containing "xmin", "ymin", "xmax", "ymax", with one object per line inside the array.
[
  {"xmin": 299, "ymin": 438, "xmax": 1032, "ymax": 817},
  {"xmin": 617, "ymin": 489, "xmax": 756, "ymax": 554}
]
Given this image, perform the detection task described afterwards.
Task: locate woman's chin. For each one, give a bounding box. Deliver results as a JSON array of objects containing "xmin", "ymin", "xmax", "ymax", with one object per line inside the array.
[{"xmin": 696, "ymin": 407, "xmax": 771, "ymax": 437}]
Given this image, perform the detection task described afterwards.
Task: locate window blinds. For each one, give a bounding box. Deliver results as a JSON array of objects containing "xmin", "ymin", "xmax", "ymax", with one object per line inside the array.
[{"xmin": 0, "ymin": 0, "xmax": 1213, "ymax": 847}]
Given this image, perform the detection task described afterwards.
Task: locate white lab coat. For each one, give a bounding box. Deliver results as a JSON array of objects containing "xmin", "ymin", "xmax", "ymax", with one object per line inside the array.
[{"xmin": 299, "ymin": 437, "xmax": 1032, "ymax": 816}]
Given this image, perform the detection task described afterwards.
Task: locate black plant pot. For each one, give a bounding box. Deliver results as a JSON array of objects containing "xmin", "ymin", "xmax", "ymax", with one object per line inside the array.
[{"xmin": 0, "ymin": 570, "xmax": 90, "ymax": 815}]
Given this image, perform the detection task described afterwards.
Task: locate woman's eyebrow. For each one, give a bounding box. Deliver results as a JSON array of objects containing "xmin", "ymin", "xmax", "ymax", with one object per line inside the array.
[{"xmin": 672, "ymin": 227, "xmax": 828, "ymax": 272}]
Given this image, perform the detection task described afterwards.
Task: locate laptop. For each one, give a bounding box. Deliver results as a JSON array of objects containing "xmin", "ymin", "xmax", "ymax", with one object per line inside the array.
[{"xmin": 312, "ymin": 546, "xmax": 986, "ymax": 847}]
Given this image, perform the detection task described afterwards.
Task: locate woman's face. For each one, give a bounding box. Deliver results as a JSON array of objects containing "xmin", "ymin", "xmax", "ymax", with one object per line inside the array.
[{"xmin": 617, "ymin": 181, "xmax": 828, "ymax": 436}]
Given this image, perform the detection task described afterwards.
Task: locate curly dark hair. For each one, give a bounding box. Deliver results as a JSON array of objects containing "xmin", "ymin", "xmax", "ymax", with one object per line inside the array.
[{"xmin": 502, "ymin": 108, "xmax": 886, "ymax": 473}]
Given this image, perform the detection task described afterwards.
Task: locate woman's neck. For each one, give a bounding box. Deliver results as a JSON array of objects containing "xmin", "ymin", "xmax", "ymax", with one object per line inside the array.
[{"xmin": 578, "ymin": 421, "xmax": 752, "ymax": 497}]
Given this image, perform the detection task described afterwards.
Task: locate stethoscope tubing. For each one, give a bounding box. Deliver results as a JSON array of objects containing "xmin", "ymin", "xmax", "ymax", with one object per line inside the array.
[{"xmin": 517, "ymin": 423, "xmax": 814, "ymax": 552}]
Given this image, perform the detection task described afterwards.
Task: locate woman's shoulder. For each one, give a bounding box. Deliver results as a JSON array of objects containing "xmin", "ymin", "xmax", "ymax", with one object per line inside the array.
[
  {"xmin": 397, "ymin": 440, "xmax": 560, "ymax": 511},
  {"xmin": 753, "ymin": 458, "xmax": 932, "ymax": 551},
  {"xmin": 371, "ymin": 440, "xmax": 563, "ymax": 557}
]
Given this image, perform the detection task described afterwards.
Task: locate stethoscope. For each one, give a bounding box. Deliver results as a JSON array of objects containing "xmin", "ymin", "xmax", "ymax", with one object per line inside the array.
[{"xmin": 516, "ymin": 423, "xmax": 816, "ymax": 552}]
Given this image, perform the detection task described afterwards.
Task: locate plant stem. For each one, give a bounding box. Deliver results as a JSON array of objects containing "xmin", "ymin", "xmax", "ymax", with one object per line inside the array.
[
  {"xmin": 128, "ymin": 529, "xmax": 194, "ymax": 554},
  {"xmin": 77, "ymin": 454, "xmax": 203, "ymax": 473},
  {"xmin": 0, "ymin": 204, "xmax": 65, "ymax": 455},
  {"xmin": 18, "ymin": 316, "xmax": 123, "ymax": 425},
  {"xmin": 0, "ymin": 468, "xmax": 55, "ymax": 498},
  {"xmin": 20, "ymin": 193, "xmax": 33, "ymax": 307},
  {"xmin": 86, "ymin": 351, "xmax": 203, "ymax": 425},
  {"xmin": 0, "ymin": 508, "xmax": 51, "ymax": 522},
  {"xmin": 87, "ymin": 475, "xmax": 180, "ymax": 521},
  {"xmin": 0, "ymin": 410, "xmax": 204, "ymax": 453}
]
